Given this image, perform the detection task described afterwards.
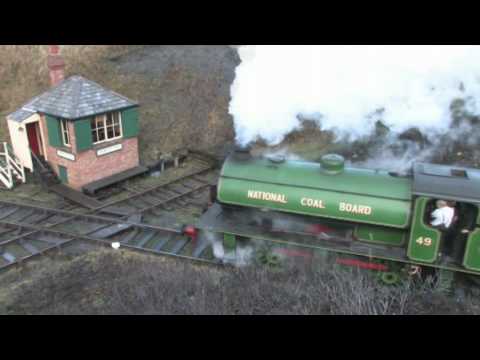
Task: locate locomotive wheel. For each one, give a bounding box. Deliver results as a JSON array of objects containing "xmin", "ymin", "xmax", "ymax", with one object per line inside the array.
[
  {"xmin": 264, "ymin": 253, "xmax": 281, "ymax": 268},
  {"xmin": 435, "ymin": 269, "xmax": 455, "ymax": 295},
  {"xmin": 380, "ymin": 271, "xmax": 400, "ymax": 285},
  {"xmin": 256, "ymin": 249, "xmax": 281, "ymax": 268}
]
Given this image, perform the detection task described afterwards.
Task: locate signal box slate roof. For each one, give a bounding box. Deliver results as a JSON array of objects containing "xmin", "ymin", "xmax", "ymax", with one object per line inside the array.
[
  {"xmin": 7, "ymin": 75, "xmax": 138, "ymax": 122},
  {"xmin": 413, "ymin": 162, "xmax": 480, "ymax": 203}
]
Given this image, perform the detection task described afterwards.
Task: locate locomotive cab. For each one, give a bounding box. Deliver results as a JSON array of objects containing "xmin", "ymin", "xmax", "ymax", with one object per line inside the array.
[{"xmin": 408, "ymin": 163, "xmax": 480, "ymax": 270}]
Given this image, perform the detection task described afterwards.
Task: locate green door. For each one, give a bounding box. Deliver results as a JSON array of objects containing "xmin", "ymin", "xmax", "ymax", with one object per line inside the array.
[
  {"xmin": 58, "ymin": 165, "xmax": 68, "ymax": 184},
  {"xmin": 407, "ymin": 197, "xmax": 442, "ymax": 263},
  {"xmin": 463, "ymin": 229, "xmax": 480, "ymax": 271}
]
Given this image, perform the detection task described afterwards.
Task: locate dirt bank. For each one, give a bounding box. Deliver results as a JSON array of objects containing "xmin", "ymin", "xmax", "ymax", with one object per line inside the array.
[{"xmin": 110, "ymin": 45, "xmax": 239, "ymax": 160}]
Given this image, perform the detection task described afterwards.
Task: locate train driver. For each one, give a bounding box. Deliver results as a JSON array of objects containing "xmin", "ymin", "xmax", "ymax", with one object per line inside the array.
[{"xmin": 430, "ymin": 200, "xmax": 455, "ymax": 231}]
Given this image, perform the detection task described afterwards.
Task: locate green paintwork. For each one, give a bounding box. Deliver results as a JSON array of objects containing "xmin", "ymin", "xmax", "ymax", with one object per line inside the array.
[
  {"xmin": 58, "ymin": 165, "xmax": 68, "ymax": 184},
  {"xmin": 221, "ymin": 156, "xmax": 412, "ymax": 200},
  {"xmin": 121, "ymin": 107, "xmax": 139, "ymax": 138},
  {"xmin": 218, "ymin": 157, "xmax": 412, "ymax": 228},
  {"xmin": 223, "ymin": 233, "xmax": 236, "ymax": 251},
  {"xmin": 210, "ymin": 156, "xmax": 480, "ymax": 276},
  {"xmin": 463, "ymin": 229, "xmax": 480, "ymax": 271},
  {"xmin": 407, "ymin": 197, "xmax": 441, "ymax": 263},
  {"xmin": 74, "ymin": 117, "xmax": 93, "ymax": 152},
  {"xmin": 355, "ymin": 225, "xmax": 406, "ymax": 246},
  {"xmin": 46, "ymin": 115, "xmax": 62, "ymax": 148}
]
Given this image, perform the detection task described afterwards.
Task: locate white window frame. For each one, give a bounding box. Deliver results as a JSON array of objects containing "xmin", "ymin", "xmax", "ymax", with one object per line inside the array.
[
  {"xmin": 60, "ymin": 118, "xmax": 71, "ymax": 147},
  {"xmin": 91, "ymin": 112, "xmax": 123, "ymax": 145}
]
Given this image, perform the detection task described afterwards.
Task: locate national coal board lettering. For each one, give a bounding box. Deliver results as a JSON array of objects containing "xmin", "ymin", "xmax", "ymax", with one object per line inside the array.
[
  {"xmin": 301, "ymin": 198, "xmax": 326, "ymax": 209},
  {"xmin": 247, "ymin": 190, "xmax": 288, "ymax": 204},
  {"xmin": 339, "ymin": 202, "xmax": 372, "ymax": 215}
]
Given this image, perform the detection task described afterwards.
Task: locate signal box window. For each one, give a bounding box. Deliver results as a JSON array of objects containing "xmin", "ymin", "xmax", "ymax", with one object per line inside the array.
[
  {"xmin": 60, "ymin": 119, "xmax": 70, "ymax": 147},
  {"xmin": 91, "ymin": 112, "xmax": 122, "ymax": 144}
]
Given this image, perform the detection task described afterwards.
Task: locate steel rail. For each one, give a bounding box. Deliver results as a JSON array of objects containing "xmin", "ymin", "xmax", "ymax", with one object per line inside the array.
[
  {"xmin": 0, "ymin": 237, "xmax": 78, "ymax": 271},
  {"xmin": 124, "ymin": 183, "xmax": 211, "ymax": 215},
  {"xmin": 90, "ymin": 166, "xmax": 214, "ymax": 213},
  {"xmin": 0, "ymin": 160, "xmax": 218, "ymax": 269},
  {"xmin": 0, "ymin": 219, "xmax": 220, "ymax": 272},
  {"xmin": 0, "ymin": 199, "xmax": 183, "ymax": 233},
  {"xmin": 0, "ymin": 199, "xmax": 183, "ymax": 252}
]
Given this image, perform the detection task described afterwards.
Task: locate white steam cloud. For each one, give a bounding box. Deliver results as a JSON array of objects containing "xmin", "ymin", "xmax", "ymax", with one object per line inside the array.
[{"xmin": 229, "ymin": 45, "xmax": 480, "ymax": 146}]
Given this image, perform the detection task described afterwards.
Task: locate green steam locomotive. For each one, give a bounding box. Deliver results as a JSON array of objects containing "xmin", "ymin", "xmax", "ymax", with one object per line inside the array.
[{"xmin": 197, "ymin": 147, "xmax": 480, "ymax": 281}]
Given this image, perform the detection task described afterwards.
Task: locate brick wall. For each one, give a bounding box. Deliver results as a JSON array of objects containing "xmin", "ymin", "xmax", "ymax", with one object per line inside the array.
[{"xmin": 39, "ymin": 115, "xmax": 140, "ymax": 191}]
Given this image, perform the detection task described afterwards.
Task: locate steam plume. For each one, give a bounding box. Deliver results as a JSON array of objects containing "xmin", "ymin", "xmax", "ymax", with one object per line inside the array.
[{"xmin": 229, "ymin": 45, "xmax": 480, "ymax": 146}]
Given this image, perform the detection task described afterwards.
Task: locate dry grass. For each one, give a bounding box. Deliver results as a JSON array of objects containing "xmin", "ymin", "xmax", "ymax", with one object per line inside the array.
[{"xmin": 1, "ymin": 249, "xmax": 476, "ymax": 315}]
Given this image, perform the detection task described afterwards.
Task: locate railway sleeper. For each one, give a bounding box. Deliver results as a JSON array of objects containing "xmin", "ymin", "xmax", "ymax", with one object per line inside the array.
[
  {"xmin": 123, "ymin": 198, "xmax": 145, "ymax": 208},
  {"xmin": 119, "ymin": 229, "xmax": 140, "ymax": 244},
  {"xmin": 174, "ymin": 199, "xmax": 189, "ymax": 206},
  {"xmin": 179, "ymin": 183, "xmax": 201, "ymax": 192},
  {"xmin": 179, "ymin": 182, "xmax": 195, "ymax": 190},
  {"xmin": 120, "ymin": 185, "xmax": 141, "ymax": 194},
  {"xmin": 186, "ymin": 198, "xmax": 207, "ymax": 207},
  {"xmin": 12, "ymin": 227, "xmax": 25, "ymax": 236},
  {"xmin": 157, "ymin": 191, "xmax": 180, "ymax": 201},
  {"xmin": 44, "ymin": 215, "xmax": 71, "ymax": 225},
  {"xmin": 152, "ymin": 233, "xmax": 175, "ymax": 251},
  {"xmin": 0, "ymin": 227, "xmax": 17, "ymax": 237},
  {"xmin": 79, "ymin": 221, "xmax": 116, "ymax": 235},
  {"xmin": 19, "ymin": 241, "xmax": 40, "ymax": 255},
  {"xmin": 192, "ymin": 239, "xmax": 210, "ymax": 258},
  {"xmin": 192, "ymin": 175, "xmax": 210, "ymax": 184},
  {"xmin": 0, "ymin": 206, "xmax": 21, "ymax": 220},
  {"xmin": 26, "ymin": 212, "xmax": 57, "ymax": 225},
  {"xmin": 190, "ymin": 190, "xmax": 207, "ymax": 199},
  {"xmin": 135, "ymin": 230, "xmax": 157, "ymax": 248},
  {"xmin": 12, "ymin": 209, "xmax": 37, "ymax": 223},
  {"xmin": 126, "ymin": 200, "xmax": 143, "ymax": 210},
  {"xmin": 98, "ymin": 206, "xmax": 133, "ymax": 217},
  {"xmin": 2, "ymin": 252, "xmax": 16, "ymax": 264},
  {"xmin": 162, "ymin": 204, "xmax": 177, "ymax": 211},
  {"xmin": 170, "ymin": 237, "xmax": 190, "ymax": 255},
  {"xmin": 164, "ymin": 186, "xmax": 187, "ymax": 195},
  {"xmin": 179, "ymin": 180, "xmax": 202, "ymax": 189},
  {"xmin": 150, "ymin": 191, "xmax": 168, "ymax": 201},
  {"xmin": 136, "ymin": 197, "xmax": 159, "ymax": 207},
  {"xmin": 0, "ymin": 238, "xmax": 77, "ymax": 271},
  {"xmin": 36, "ymin": 233, "xmax": 66, "ymax": 245},
  {"xmin": 148, "ymin": 208, "xmax": 165, "ymax": 217},
  {"xmin": 88, "ymin": 222, "xmax": 134, "ymax": 239}
]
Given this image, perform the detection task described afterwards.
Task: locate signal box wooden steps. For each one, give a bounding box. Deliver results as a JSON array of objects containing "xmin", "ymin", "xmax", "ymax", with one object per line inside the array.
[
  {"xmin": 82, "ymin": 165, "xmax": 149, "ymax": 195},
  {"xmin": 48, "ymin": 184, "xmax": 103, "ymax": 209},
  {"xmin": 46, "ymin": 183, "xmax": 130, "ymax": 216}
]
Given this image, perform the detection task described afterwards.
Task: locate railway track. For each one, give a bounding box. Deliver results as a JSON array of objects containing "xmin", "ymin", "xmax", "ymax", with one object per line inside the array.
[
  {"xmin": 0, "ymin": 155, "xmax": 220, "ymax": 271},
  {"xmin": 0, "ymin": 199, "xmax": 218, "ymax": 271},
  {"xmin": 94, "ymin": 163, "xmax": 217, "ymax": 217}
]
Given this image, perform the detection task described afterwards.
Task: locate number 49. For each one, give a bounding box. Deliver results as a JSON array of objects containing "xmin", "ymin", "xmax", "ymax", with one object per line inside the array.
[{"xmin": 416, "ymin": 237, "xmax": 433, "ymax": 247}]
